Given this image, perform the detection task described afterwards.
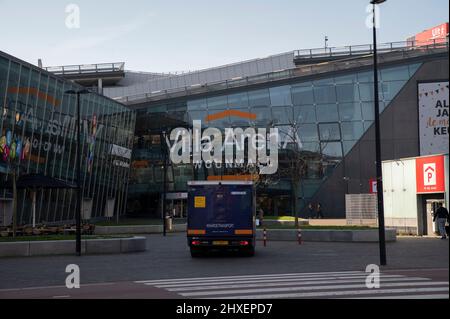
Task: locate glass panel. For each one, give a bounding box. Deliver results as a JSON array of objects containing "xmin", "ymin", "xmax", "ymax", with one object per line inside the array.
[
  {"xmin": 316, "ymin": 104, "xmax": 339, "ymax": 122},
  {"xmin": 341, "ymin": 122, "xmax": 364, "ymax": 141},
  {"xmin": 188, "ymin": 110, "xmax": 206, "ymax": 122},
  {"xmin": 270, "ymin": 85, "xmax": 292, "ymax": 106},
  {"xmin": 363, "ymin": 121, "xmax": 374, "ymax": 131},
  {"xmin": 359, "ymin": 83, "xmax": 374, "ymax": 101},
  {"xmin": 207, "ymin": 95, "xmax": 228, "ymax": 110},
  {"xmin": 230, "ymin": 107, "xmax": 252, "ymax": 127},
  {"xmin": 147, "ymin": 105, "xmax": 167, "ymax": 113},
  {"xmin": 319, "ymin": 123, "xmax": 341, "ymax": 141},
  {"xmin": 248, "ymin": 89, "xmax": 270, "ymax": 107},
  {"xmin": 298, "ymin": 124, "xmax": 319, "ymax": 142},
  {"xmin": 272, "ymin": 106, "xmax": 293, "ymax": 125},
  {"xmin": 313, "ymin": 78, "xmax": 334, "ymax": 86},
  {"xmin": 294, "ymin": 105, "xmax": 316, "ymax": 124},
  {"xmin": 361, "ymin": 102, "xmax": 375, "ymax": 121},
  {"xmin": 335, "ymin": 74, "xmax": 358, "ymax": 84},
  {"xmin": 338, "ymin": 102, "xmax": 362, "ymax": 121},
  {"xmin": 250, "ymin": 105, "xmax": 271, "ymax": 126},
  {"xmin": 381, "ymin": 65, "xmax": 410, "ymax": 81},
  {"xmin": 408, "ymin": 63, "xmax": 421, "ymax": 76},
  {"xmin": 313, "ymin": 85, "xmax": 336, "ymax": 104},
  {"xmin": 357, "ymin": 71, "xmax": 373, "ymax": 83},
  {"xmin": 343, "ymin": 140, "xmax": 358, "ymax": 154},
  {"xmin": 321, "ymin": 142, "xmax": 343, "ymax": 158},
  {"xmin": 292, "ymin": 83, "xmax": 314, "ymax": 105},
  {"xmin": 207, "ymin": 109, "xmax": 230, "ymax": 128},
  {"xmin": 228, "ymin": 92, "xmax": 249, "ymax": 109},
  {"xmin": 336, "ymin": 84, "xmax": 360, "ymax": 102},
  {"xmin": 381, "ymin": 80, "xmax": 407, "ymax": 101},
  {"xmin": 187, "ymin": 98, "xmax": 207, "ymax": 111},
  {"xmin": 301, "ymin": 142, "xmax": 320, "ymax": 154}
]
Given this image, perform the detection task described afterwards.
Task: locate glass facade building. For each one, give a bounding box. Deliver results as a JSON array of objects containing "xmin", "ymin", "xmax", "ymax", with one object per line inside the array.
[
  {"xmin": 0, "ymin": 51, "xmax": 136, "ymax": 225},
  {"xmin": 129, "ymin": 62, "xmax": 422, "ymax": 217}
]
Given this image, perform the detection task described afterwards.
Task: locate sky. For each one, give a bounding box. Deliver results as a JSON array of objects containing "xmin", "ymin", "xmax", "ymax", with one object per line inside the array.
[{"xmin": 0, "ymin": 0, "xmax": 448, "ymax": 73}]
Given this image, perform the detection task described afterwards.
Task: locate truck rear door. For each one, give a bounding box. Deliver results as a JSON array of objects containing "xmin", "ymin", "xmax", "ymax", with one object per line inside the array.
[{"xmin": 188, "ymin": 184, "xmax": 254, "ymax": 237}]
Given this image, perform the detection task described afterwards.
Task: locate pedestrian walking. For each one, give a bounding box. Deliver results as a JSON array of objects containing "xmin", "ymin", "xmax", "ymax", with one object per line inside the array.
[
  {"xmin": 258, "ymin": 207, "xmax": 265, "ymax": 227},
  {"xmin": 307, "ymin": 203, "xmax": 315, "ymax": 219},
  {"xmin": 316, "ymin": 203, "xmax": 324, "ymax": 219},
  {"xmin": 433, "ymin": 203, "xmax": 449, "ymax": 239}
]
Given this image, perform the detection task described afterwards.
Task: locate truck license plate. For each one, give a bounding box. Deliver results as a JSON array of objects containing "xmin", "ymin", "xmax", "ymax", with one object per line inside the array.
[{"xmin": 213, "ymin": 241, "xmax": 229, "ymax": 246}]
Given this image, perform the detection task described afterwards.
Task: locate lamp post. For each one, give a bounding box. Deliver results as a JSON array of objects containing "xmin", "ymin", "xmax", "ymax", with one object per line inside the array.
[
  {"xmin": 161, "ymin": 130, "xmax": 168, "ymax": 237},
  {"xmin": 65, "ymin": 89, "xmax": 90, "ymax": 256},
  {"xmin": 370, "ymin": 0, "xmax": 387, "ymax": 266}
]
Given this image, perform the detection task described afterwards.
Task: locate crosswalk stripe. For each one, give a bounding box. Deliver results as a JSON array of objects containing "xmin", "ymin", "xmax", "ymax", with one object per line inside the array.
[
  {"xmin": 135, "ymin": 271, "xmax": 365, "ymax": 284},
  {"xmin": 152, "ymin": 274, "xmax": 406, "ymax": 288},
  {"xmin": 209, "ymin": 287, "xmax": 450, "ymax": 299},
  {"xmin": 182, "ymin": 281, "xmax": 449, "ymax": 297},
  {"xmin": 165, "ymin": 277, "xmax": 430, "ymax": 292}
]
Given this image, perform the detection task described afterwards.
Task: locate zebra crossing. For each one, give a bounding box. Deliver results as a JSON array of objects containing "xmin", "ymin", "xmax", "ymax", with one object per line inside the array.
[{"xmin": 136, "ymin": 271, "xmax": 449, "ymax": 299}]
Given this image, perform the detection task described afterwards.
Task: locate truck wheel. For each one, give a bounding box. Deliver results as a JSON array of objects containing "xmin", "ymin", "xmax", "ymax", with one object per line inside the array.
[
  {"xmin": 242, "ymin": 246, "xmax": 255, "ymax": 257},
  {"xmin": 190, "ymin": 249, "xmax": 203, "ymax": 258}
]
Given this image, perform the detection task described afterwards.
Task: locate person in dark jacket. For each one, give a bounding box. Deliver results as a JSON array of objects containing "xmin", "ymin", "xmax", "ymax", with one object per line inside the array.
[
  {"xmin": 316, "ymin": 203, "xmax": 324, "ymax": 219},
  {"xmin": 308, "ymin": 203, "xmax": 315, "ymax": 219},
  {"xmin": 433, "ymin": 203, "xmax": 449, "ymax": 239}
]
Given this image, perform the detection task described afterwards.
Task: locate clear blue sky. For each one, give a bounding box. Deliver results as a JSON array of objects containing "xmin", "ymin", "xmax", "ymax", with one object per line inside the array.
[{"xmin": 0, "ymin": 0, "xmax": 448, "ymax": 73}]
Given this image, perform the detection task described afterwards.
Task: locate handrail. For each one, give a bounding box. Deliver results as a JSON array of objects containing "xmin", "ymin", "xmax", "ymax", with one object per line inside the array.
[
  {"xmin": 45, "ymin": 62, "xmax": 125, "ymax": 75},
  {"xmin": 115, "ymin": 39, "xmax": 448, "ymax": 106},
  {"xmin": 294, "ymin": 39, "xmax": 448, "ymax": 59}
]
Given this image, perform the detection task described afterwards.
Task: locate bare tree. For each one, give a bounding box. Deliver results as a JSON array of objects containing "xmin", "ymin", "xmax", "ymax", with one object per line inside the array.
[{"xmin": 276, "ymin": 120, "xmax": 327, "ymax": 228}]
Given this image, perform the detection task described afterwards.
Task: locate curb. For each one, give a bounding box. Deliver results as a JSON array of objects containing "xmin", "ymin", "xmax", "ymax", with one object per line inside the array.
[
  {"xmin": 255, "ymin": 229, "xmax": 397, "ymax": 243},
  {"xmin": 0, "ymin": 236, "xmax": 147, "ymax": 258},
  {"xmin": 94, "ymin": 224, "xmax": 187, "ymax": 235}
]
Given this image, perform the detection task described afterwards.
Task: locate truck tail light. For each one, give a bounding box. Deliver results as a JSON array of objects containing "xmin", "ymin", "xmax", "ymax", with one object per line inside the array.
[
  {"xmin": 239, "ymin": 241, "xmax": 249, "ymax": 246},
  {"xmin": 191, "ymin": 241, "xmax": 201, "ymax": 246}
]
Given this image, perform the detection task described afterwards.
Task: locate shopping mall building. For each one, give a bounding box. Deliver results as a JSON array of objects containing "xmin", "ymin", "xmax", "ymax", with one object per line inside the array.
[
  {"xmin": 0, "ymin": 51, "xmax": 135, "ymax": 225},
  {"xmin": 1, "ymin": 23, "xmax": 449, "ymax": 233}
]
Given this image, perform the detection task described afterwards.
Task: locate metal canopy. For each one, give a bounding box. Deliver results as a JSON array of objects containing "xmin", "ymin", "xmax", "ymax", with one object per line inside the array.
[{"xmin": 1, "ymin": 173, "xmax": 77, "ymax": 190}]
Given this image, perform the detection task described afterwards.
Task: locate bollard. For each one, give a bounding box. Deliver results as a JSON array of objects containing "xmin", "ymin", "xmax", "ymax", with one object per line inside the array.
[
  {"xmin": 263, "ymin": 228, "xmax": 267, "ymax": 247},
  {"xmin": 298, "ymin": 228, "xmax": 303, "ymax": 245}
]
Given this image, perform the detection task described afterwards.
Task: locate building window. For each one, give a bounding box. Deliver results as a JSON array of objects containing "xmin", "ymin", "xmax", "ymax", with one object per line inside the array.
[
  {"xmin": 269, "ymin": 85, "xmax": 293, "ymax": 107},
  {"xmin": 298, "ymin": 124, "xmax": 319, "ymax": 143},
  {"xmin": 338, "ymin": 102, "xmax": 362, "ymax": 121},
  {"xmin": 316, "ymin": 104, "xmax": 339, "ymax": 122},
  {"xmin": 248, "ymin": 89, "xmax": 271, "ymax": 107},
  {"xmin": 292, "ymin": 83, "xmax": 314, "ymax": 105},
  {"xmin": 319, "ymin": 123, "xmax": 341, "ymax": 141},
  {"xmin": 294, "ymin": 105, "xmax": 316, "ymax": 124}
]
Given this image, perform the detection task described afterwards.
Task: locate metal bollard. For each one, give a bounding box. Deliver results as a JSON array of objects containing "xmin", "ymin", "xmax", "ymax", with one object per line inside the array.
[
  {"xmin": 263, "ymin": 228, "xmax": 267, "ymax": 247},
  {"xmin": 298, "ymin": 228, "xmax": 303, "ymax": 245}
]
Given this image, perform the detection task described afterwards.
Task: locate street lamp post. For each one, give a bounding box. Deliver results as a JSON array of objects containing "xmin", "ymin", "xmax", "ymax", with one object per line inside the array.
[
  {"xmin": 65, "ymin": 89, "xmax": 90, "ymax": 256},
  {"xmin": 370, "ymin": 0, "xmax": 387, "ymax": 266},
  {"xmin": 161, "ymin": 130, "xmax": 168, "ymax": 237}
]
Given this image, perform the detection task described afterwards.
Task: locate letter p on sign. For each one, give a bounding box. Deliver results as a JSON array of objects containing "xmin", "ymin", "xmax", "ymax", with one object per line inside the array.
[{"xmin": 424, "ymin": 163, "xmax": 436, "ymax": 186}]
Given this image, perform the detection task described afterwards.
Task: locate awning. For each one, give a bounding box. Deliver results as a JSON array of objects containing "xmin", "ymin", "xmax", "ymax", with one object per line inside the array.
[{"xmin": 0, "ymin": 173, "xmax": 77, "ymax": 190}]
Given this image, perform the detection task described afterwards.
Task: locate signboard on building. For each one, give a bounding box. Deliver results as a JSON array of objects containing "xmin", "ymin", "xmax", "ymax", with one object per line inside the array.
[
  {"xmin": 418, "ymin": 82, "xmax": 449, "ymax": 156},
  {"xmin": 416, "ymin": 155, "xmax": 446, "ymax": 194},
  {"xmin": 369, "ymin": 178, "xmax": 378, "ymax": 194},
  {"xmin": 414, "ymin": 23, "xmax": 449, "ymax": 45}
]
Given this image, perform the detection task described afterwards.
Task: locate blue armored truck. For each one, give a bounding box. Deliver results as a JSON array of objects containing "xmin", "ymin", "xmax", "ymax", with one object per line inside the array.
[{"xmin": 187, "ymin": 181, "xmax": 256, "ymax": 257}]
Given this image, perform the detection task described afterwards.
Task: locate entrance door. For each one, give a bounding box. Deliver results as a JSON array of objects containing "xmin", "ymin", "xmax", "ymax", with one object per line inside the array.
[{"xmin": 426, "ymin": 199, "xmax": 445, "ymax": 235}]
